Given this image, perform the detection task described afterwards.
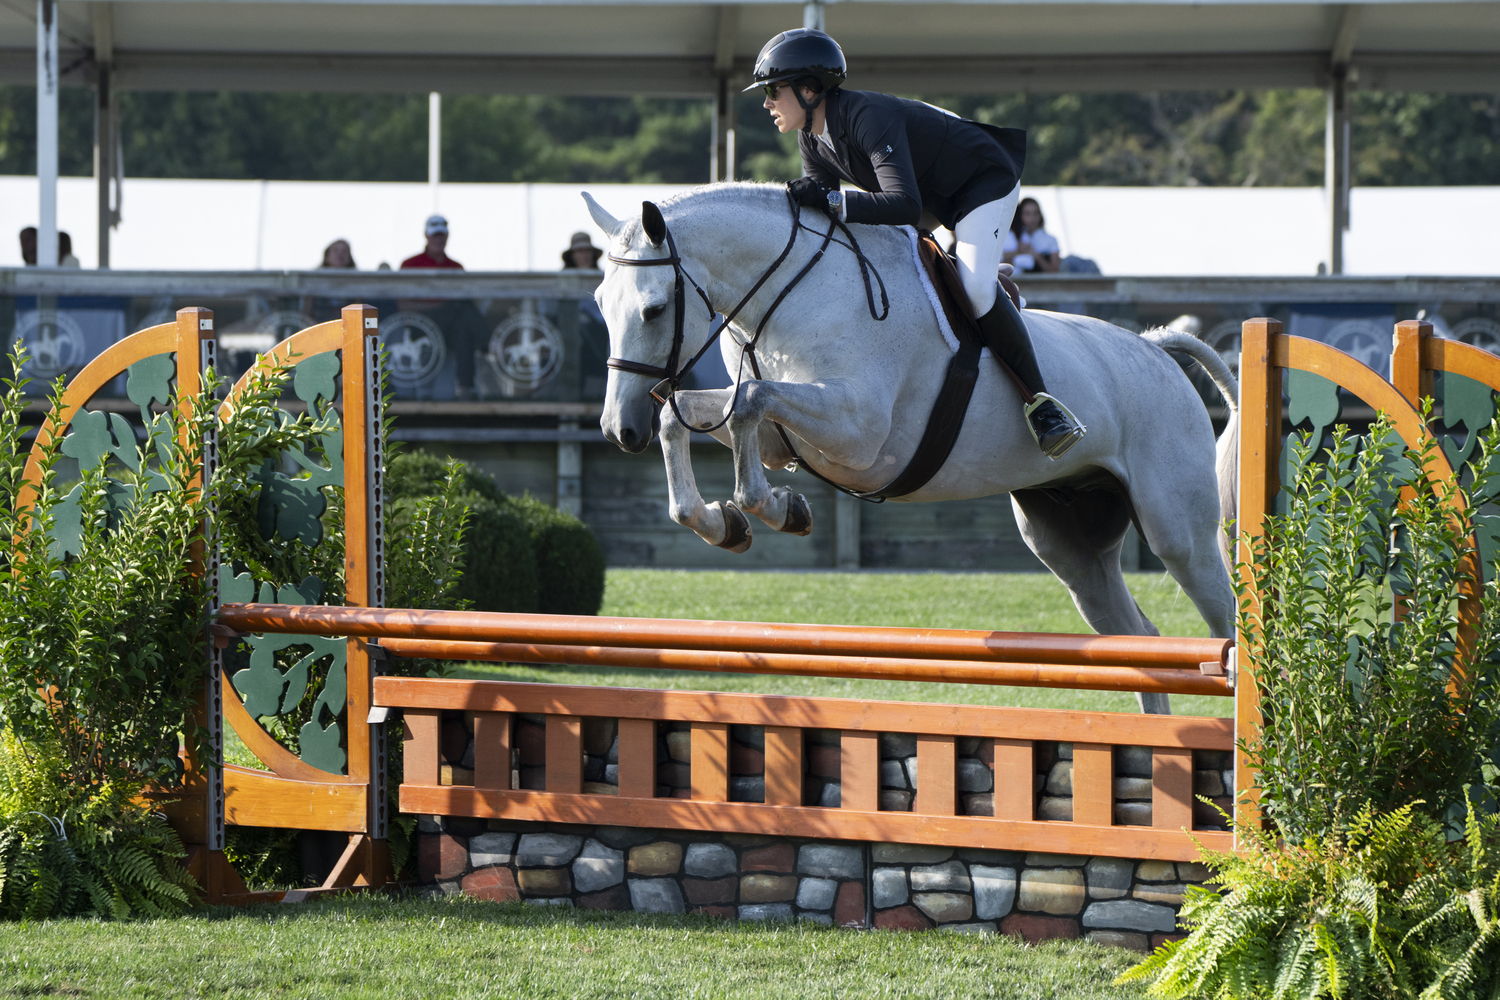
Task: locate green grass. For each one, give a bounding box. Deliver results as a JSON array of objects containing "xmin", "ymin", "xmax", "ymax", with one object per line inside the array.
[
  {"xmin": 454, "ymin": 569, "xmax": 1228, "ymax": 718},
  {"xmin": 1, "ymin": 894, "xmax": 1149, "ymax": 999}
]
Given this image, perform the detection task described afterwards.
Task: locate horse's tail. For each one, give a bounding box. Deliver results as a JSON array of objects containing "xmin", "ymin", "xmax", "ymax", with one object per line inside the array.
[{"xmin": 1143, "ymin": 329, "xmax": 1240, "ymax": 553}]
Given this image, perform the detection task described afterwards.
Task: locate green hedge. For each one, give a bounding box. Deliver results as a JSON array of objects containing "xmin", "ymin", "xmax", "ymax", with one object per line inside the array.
[{"xmin": 386, "ymin": 451, "xmax": 605, "ymax": 616}]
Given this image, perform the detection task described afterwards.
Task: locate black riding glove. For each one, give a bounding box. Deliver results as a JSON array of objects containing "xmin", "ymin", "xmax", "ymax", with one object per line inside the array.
[{"xmin": 787, "ymin": 177, "xmax": 826, "ymax": 209}]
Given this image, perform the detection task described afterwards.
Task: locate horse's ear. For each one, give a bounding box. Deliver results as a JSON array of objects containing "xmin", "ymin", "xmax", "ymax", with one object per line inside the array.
[
  {"xmin": 641, "ymin": 201, "xmax": 667, "ymax": 247},
  {"xmin": 582, "ymin": 191, "xmax": 624, "ymax": 239}
]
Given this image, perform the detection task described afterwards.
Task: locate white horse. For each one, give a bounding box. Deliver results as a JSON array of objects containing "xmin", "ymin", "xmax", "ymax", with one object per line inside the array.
[{"xmin": 585, "ymin": 183, "xmax": 1239, "ymax": 714}]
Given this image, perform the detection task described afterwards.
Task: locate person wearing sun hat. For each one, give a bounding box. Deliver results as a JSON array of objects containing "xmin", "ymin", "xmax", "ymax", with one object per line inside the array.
[{"xmin": 562, "ymin": 231, "xmax": 604, "ymax": 270}]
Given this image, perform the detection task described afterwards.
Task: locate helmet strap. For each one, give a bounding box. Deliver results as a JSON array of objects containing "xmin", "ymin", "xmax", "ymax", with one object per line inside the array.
[{"xmin": 794, "ymin": 86, "xmax": 827, "ymax": 136}]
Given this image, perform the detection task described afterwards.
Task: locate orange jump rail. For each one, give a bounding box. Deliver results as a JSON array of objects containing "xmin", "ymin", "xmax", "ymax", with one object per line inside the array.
[
  {"xmin": 216, "ymin": 604, "xmax": 1232, "ymax": 697},
  {"xmin": 371, "ymin": 638, "xmax": 1232, "ymax": 697},
  {"xmin": 218, "ymin": 604, "xmax": 1231, "ymax": 669}
]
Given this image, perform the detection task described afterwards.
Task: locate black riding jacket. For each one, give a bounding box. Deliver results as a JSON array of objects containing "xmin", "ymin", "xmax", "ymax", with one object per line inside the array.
[{"xmin": 799, "ymin": 89, "xmax": 1026, "ymax": 231}]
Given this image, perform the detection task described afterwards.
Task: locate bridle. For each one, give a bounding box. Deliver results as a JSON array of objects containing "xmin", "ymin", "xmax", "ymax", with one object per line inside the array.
[{"xmin": 605, "ymin": 193, "xmax": 889, "ymax": 438}]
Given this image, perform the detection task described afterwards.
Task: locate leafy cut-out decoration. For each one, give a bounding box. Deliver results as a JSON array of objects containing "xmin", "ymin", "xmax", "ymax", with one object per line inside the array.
[
  {"xmin": 1287, "ymin": 369, "xmax": 1343, "ymax": 442},
  {"xmin": 293, "ymin": 351, "xmax": 340, "ymax": 411},
  {"xmin": 219, "ymin": 566, "xmax": 256, "ymax": 604},
  {"xmin": 299, "ymin": 656, "xmax": 347, "ymax": 775},
  {"xmin": 230, "ymin": 631, "xmax": 344, "ymax": 721},
  {"xmin": 1434, "ymin": 371, "xmax": 1497, "ymax": 472},
  {"xmin": 60, "ymin": 409, "xmax": 137, "ymax": 473},
  {"xmin": 248, "ymin": 351, "xmax": 344, "ymax": 547},
  {"xmin": 225, "ymin": 349, "xmax": 350, "ymax": 774},
  {"xmin": 126, "ymin": 353, "xmax": 175, "ymax": 414},
  {"xmin": 1279, "ymin": 370, "xmax": 1345, "ymax": 513},
  {"xmin": 253, "ymin": 458, "xmax": 328, "ymax": 546}
]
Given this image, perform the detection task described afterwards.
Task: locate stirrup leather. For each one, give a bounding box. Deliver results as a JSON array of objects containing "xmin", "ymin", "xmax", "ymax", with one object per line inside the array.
[{"xmin": 1023, "ymin": 393, "xmax": 1087, "ymax": 460}]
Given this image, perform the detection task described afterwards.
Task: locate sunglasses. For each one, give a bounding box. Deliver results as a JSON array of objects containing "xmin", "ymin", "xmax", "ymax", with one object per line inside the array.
[{"xmin": 761, "ymin": 83, "xmax": 782, "ymax": 101}]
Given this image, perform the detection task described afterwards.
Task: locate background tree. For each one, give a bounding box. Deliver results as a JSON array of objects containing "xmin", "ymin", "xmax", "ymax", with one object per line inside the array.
[{"xmin": 0, "ymin": 86, "xmax": 1495, "ymax": 186}]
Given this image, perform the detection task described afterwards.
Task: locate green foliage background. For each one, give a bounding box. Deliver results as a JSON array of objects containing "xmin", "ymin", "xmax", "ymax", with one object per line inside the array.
[
  {"xmin": 386, "ymin": 449, "xmax": 605, "ymax": 617},
  {"xmin": 1, "ymin": 87, "xmax": 1496, "ymax": 187}
]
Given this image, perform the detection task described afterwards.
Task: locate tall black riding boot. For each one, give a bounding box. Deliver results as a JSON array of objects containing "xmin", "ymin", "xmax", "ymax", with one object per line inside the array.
[{"xmin": 975, "ymin": 290, "xmax": 1086, "ymax": 459}]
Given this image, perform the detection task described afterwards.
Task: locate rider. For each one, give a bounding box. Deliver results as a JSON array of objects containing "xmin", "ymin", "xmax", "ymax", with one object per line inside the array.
[{"xmin": 748, "ymin": 28, "xmax": 1085, "ymax": 459}]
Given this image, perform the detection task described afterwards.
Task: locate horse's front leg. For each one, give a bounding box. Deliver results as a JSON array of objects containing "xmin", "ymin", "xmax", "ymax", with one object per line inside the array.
[
  {"xmin": 726, "ymin": 380, "xmax": 856, "ymax": 535},
  {"xmin": 659, "ymin": 389, "xmax": 752, "ymax": 552}
]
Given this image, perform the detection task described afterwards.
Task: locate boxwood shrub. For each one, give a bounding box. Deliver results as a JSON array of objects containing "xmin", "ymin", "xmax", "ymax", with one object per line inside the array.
[{"xmin": 385, "ymin": 450, "xmax": 604, "ymax": 615}]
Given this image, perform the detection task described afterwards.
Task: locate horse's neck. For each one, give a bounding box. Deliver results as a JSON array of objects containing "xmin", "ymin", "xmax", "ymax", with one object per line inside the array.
[{"xmin": 674, "ymin": 192, "xmax": 835, "ymax": 342}]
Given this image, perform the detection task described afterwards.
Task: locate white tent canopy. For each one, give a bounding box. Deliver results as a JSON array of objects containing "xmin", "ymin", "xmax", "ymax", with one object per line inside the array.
[
  {"xmin": 2, "ymin": 0, "xmax": 1498, "ymax": 95},
  {"xmin": 4, "ymin": 0, "xmax": 1498, "ymax": 273}
]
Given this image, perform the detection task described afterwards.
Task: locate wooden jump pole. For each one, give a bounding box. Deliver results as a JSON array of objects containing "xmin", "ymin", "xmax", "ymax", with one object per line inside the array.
[
  {"xmin": 370, "ymin": 637, "xmax": 1232, "ymax": 697},
  {"xmin": 217, "ymin": 604, "xmax": 1230, "ymax": 671}
]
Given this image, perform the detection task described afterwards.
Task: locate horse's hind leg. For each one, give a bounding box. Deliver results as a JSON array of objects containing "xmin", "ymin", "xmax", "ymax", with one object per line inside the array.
[
  {"xmin": 1010, "ymin": 488, "xmax": 1171, "ymax": 715},
  {"xmin": 1127, "ymin": 472, "xmax": 1237, "ymax": 641}
]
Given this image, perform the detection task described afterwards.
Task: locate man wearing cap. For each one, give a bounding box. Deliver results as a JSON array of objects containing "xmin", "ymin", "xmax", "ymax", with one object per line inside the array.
[
  {"xmin": 400, "ymin": 214, "xmax": 484, "ymax": 398},
  {"xmin": 401, "ymin": 215, "xmax": 462, "ymax": 270}
]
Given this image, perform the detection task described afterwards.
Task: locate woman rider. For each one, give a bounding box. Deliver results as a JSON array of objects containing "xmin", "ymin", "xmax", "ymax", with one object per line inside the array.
[{"xmin": 749, "ymin": 28, "xmax": 1085, "ymax": 459}]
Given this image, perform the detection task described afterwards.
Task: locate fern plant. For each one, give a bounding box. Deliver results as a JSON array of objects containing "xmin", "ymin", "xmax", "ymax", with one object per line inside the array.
[
  {"xmin": 1118, "ymin": 803, "xmax": 1440, "ymax": 1000},
  {"xmin": 0, "ymin": 730, "xmax": 195, "ymax": 920},
  {"xmin": 1399, "ymin": 794, "xmax": 1500, "ymax": 1000}
]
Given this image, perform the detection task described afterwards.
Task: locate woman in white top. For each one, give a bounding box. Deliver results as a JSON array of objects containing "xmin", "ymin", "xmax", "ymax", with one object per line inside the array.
[{"xmin": 1003, "ymin": 197, "xmax": 1060, "ymax": 274}]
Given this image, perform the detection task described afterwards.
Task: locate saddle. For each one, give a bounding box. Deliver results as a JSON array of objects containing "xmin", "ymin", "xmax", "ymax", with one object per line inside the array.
[
  {"xmin": 783, "ymin": 231, "xmax": 1026, "ymax": 502},
  {"xmin": 914, "ymin": 232, "xmax": 1030, "ymax": 397},
  {"xmin": 849, "ymin": 234, "xmax": 1025, "ymax": 500}
]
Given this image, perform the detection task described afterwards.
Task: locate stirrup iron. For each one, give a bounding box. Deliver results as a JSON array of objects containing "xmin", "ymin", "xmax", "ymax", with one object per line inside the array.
[{"xmin": 1023, "ymin": 393, "xmax": 1087, "ymax": 460}]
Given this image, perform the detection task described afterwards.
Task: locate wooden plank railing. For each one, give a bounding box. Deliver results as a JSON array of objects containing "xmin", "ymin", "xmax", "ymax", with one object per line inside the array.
[{"xmin": 373, "ymin": 677, "xmax": 1234, "ymax": 862}]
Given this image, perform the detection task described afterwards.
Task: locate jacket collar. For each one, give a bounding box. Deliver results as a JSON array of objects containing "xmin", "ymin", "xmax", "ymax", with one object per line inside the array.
[{"xmin": 822, "ymin": 88, "xmax": 844, "ymax": 143}]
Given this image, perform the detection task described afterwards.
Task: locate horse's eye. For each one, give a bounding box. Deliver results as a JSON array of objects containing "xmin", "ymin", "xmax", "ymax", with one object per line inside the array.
[{"xmin": 642, "ymin": 303, "xmax": 667, "ymax": 322}]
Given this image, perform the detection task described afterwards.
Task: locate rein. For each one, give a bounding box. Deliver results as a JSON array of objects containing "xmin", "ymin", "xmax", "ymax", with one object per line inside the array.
[
  {"xmin": 606, "ymin": 194, "xmax": 888, "ymax": 436},
  {"xmin": 606, "ymin": 190, "xmax": 972, "ymax": 505}
]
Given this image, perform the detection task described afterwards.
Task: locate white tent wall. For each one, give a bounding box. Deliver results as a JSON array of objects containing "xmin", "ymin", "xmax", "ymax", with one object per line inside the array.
[{"xmin": 2, "ymin": 176, "xmax": 1497, "ymax": 276}]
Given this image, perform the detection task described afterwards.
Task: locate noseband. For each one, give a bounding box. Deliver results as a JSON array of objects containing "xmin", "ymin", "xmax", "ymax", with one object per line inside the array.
[{"xmin": 605, "ymin": 193, "xmax": 889, "ymax": 436}]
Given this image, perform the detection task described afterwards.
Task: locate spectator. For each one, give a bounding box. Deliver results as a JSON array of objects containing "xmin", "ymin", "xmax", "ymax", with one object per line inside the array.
[
  {"xmin": 399, "ymin": 214, "xmax": 484, "ymax": 399},
  {"xmin": 305, "ymin": 239, "xmax": 359, "ymax": 323},
  {"xmin": 320, "ymin": 239, "xmax": 355, "ymax": 269},
  {"xmin": 1002, "ymin": 198, "xmax": 1060, "ymax": 274},
  {"xmin": 19, "ymin": 227, "xmax": 80, "ymax": 267},
  {"xmin": 561, "ymin": 232, "xmax": 603, "ymax": 270},
  {"xmin": 57, "ymin": 232, "xmax": 80, "ymax": 268},
  {"xmin": 401, "ymin": 215, "xmax": 461, "ymax": 270}
]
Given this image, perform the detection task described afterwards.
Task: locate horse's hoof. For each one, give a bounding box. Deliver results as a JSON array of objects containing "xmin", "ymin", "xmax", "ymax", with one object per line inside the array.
[
  {"xmin": 779, "ymin": 493, "xmax": 813, "ymax": 535},
  {"xmin": 710, "ymin": 501, "xmax": 753, "ymax": 553}
]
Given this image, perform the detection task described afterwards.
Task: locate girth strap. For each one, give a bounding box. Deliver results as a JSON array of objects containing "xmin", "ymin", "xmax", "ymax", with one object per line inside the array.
[{"xmin": 773, "ymin": 232, "xmax": 984, "ymax": 502}]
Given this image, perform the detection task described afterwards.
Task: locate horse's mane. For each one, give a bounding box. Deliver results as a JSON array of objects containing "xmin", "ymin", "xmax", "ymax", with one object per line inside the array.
[
  {"xmin": 625, "ymin": 182, "xmax": 909, "ymax": 259},
  {"xmin": 614, "ymin": 183, "xmax": 787, "ymax": 245}
]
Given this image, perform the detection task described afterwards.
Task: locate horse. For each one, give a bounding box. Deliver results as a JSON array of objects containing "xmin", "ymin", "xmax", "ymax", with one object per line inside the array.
[{"xmin": 584, "ymin": 183, "xmax": 1239, "ymax": 714}]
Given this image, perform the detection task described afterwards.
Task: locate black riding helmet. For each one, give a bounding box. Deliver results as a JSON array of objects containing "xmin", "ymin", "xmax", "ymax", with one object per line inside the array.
[{"xmin": 744, "ymin": 29, "xmax": 846, "ymax": 133}]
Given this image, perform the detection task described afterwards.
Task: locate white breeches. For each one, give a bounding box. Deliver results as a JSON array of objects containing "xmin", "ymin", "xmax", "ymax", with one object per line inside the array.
[{"xmin": 952, "ymin": 186, "xmax": 1020, "ymax": 318}]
